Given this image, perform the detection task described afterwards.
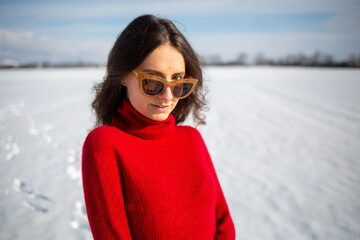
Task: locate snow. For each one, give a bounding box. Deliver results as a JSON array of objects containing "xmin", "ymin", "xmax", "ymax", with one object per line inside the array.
[{"xmin": 1, "ymin": 66, "xmax": 359, "ymax": 239}]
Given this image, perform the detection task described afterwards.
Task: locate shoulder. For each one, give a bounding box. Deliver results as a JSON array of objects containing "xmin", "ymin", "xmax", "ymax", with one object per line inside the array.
[
  {"xmin": 176, "ymin": 125, "xmax": 200, "ymax": 136},
  {"xmin": 175, "ymin": 125, "xmax": 212, "ymax": 161},
  {"xmin": 82, "ymin": 125, "xmax": 125, "ymax": 166},
  {"xmin": 83, "ymin": 125, "xmax": 125, "ymax": 154},
  {"xmin": 175, "ymin": 125, "xmax": 206, "ymax": 144},
  {"xmin": 82, "ymin": 126, "xmax": 124, "ymax": 174},
  {"xmin": 84, "ymin": 125, "xmax": 116, "ymax": 144}
]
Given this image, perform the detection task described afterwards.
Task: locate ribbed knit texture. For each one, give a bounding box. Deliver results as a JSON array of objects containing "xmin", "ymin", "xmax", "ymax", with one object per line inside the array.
[{"xmin": 82, "ymin": 99, "xmax": 235, "ymax": 239}]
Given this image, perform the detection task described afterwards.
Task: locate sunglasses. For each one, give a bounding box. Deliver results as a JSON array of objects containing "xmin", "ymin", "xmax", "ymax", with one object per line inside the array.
[{"xmin": 131, "ymin": 71, "xmax": 198, "ymax": 99}]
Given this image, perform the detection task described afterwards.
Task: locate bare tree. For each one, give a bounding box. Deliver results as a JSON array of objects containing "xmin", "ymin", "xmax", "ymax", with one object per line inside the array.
[{"xmin": 237, "ymin": 52, "xmax": 247, "ymax": 65}]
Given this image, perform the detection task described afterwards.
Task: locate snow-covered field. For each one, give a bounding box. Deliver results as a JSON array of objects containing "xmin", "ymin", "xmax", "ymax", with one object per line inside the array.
[{"xmin": 0, "ymin": 66, "xmax": 359, "ymax": 240}]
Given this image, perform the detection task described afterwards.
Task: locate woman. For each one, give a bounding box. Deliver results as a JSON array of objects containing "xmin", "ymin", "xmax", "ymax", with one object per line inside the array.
[{"xmin": 82, "ymin": 14, "xmax": 235, "ymax": 239}]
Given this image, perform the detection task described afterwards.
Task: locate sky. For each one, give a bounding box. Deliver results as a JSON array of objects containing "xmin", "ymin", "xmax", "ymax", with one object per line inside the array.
[{"xmin": 0, "ymin": 0, "xmax": 359, "ymax": 64}]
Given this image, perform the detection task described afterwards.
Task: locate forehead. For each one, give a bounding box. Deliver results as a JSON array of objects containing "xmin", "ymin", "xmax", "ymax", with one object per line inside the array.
[{"xmin": 137, "ymin": 43, "xmax": 185, "ymax": 74}]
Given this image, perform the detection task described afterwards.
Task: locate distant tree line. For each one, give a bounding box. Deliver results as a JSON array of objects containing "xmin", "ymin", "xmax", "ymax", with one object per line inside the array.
[
  {"xmin": 0, "ymin": 60, "xmax": 103, "ymax": 69},
  {"xmin": 1, "ymin": 51, "xmax": 360, "ymax": 69},
  {"xmin": 203, "ymin": 51, "xmax": 360, "ymax": 68}
]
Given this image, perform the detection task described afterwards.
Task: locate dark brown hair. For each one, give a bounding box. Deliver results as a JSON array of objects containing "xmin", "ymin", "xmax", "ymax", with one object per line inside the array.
[{"xmin": 92, "ymin": 14, "xmax": 207, "ymax": 127}]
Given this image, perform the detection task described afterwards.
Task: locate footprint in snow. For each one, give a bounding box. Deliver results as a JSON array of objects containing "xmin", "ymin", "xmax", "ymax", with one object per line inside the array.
[
  {"xmin": 1, "ymin": 136, "xmax": 21, "ymax": 161},
  {"xmin": 0, "ymin": 101, "xmax": 25, "ymax": 118},
  {"xmin": 27, "ymin": 115, "xmax": 54, "ymax": 144},
  {"xmin": 70, "ymin": 201, "xmax": 90, "ymax": 230},
  {"xmin": 66, "ymin": 149, "xmax": 82, "ymax": 185},
  {"xmin": 13, "ymin": 178, "xmax": 53, "ymax": 214}
]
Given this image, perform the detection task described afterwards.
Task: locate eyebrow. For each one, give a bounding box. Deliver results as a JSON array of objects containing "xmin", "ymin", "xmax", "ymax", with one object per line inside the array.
[{"xmin": 141, "ymin": 68, "xmax": 185, "ymax": 78}]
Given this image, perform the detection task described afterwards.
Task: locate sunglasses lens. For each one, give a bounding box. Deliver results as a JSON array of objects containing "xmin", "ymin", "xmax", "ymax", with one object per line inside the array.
[
  {"xmin": 142, "ymin": 79, "xmax": 164, "ymax": 95},
  {"xmin": 173, "ymin": 83, "xmax": 194, "ymax": 97}
]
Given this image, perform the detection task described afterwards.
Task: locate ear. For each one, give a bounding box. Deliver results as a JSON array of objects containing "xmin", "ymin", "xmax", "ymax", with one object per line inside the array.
[{"xmin": 121, "ymin": 76, "xmax": 128, "ymax": 87}]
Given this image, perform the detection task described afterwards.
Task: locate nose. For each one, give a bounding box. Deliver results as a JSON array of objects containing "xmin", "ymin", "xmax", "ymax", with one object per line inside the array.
[{"xmin": 159, "ymin": 87, "xmax": 173, "ymax": 101}]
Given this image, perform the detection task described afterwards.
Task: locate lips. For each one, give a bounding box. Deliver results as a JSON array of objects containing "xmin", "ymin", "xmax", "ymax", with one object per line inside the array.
[{"xmin": 152, "ymin": 104, "xmax": 170, "ymax": 112}]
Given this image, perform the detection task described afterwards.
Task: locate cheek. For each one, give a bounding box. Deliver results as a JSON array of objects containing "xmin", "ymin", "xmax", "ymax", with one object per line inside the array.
[
  {"xmin": 125, "ymin": 79, "xmax": 141, "ymax": 99},
  {"xmin": 127, "ymin": 87, "xmax": 145, "ymax": 107},
  {"xmin": 125, "ymin": 83, "xmax": 150, "ymax": 114},
  {"xmin": 172, "ymin": 99, "xmax": 180, "ymax": 109}
]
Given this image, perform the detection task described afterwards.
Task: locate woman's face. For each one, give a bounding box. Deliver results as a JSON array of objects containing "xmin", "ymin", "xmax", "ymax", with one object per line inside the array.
[{"xmin": 124, "ymin": 43, "xmax": 185, "ymax": 121}]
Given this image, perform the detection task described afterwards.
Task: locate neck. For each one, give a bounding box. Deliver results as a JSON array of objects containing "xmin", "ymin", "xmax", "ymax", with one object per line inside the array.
[{"xmin": 111, "ymin": 99, "xmax": 175, "ymax": 139}]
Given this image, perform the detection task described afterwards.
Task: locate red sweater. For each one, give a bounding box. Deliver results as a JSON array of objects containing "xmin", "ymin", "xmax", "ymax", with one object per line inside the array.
[{"xmin": 82, "ymin": 99, "xmax": 235, "ymax": 239}]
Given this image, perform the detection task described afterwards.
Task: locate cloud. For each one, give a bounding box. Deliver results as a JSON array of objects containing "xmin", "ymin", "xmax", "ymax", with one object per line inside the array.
[
  {"xmin": 1, "ymin": 0, "xmax": 359, "ymax": 21},
  {"xmin": 322, "ymin": 8, "xmax": 360, "ymax": 34},
  {"xmin": 1, "ymin": 0, "xmax": 359, "ymax": 63},
  {"xmin": 223, "ymin": 0, "xmax": 360, "ymax": 14},
  {"xmin": 0, "ymin": 1, "xmax": 230, "ymax": 20},
  {"xmin": 190, "ymin": 31, "xmax": 360, "ymax": 61},
  {"xmin": 0, "ymin": 29, "xmax": 111, "ymax": 63},
  {"xmin": 0, "ymin": 30, "xmax": 34, "ymax": 43}
]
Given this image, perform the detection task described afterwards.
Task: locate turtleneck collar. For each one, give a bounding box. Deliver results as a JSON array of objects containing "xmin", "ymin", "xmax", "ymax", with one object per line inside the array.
[{"xmin": 110, "ymin": 99, "xmax": 175, "ymax": 139}]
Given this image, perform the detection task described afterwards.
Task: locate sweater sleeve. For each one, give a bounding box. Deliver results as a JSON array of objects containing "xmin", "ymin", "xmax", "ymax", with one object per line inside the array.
[
  {"xmin": 82, "ymin": 128, "xmax": 132, "ymax": 240},
  {"xmin": 194, "ymin": 129, "xmax": 236, "ymax": 240}
]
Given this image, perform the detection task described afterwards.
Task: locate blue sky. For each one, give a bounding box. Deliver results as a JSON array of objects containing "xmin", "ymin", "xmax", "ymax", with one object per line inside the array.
[{"xmin": 0, "ymin": 0, "xmax": 359, "ymax": 64}]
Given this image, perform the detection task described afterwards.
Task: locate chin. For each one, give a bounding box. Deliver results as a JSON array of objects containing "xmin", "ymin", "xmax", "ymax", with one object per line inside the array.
[{"xmin": 150, "ymin": 113, "xmax": 169, "ymax": 121}]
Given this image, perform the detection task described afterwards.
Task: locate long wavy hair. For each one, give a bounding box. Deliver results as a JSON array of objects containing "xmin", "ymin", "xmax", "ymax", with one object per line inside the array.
[{"xmin": 92, "ymin": 14, "xmax": 207, "ymax": 127}]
